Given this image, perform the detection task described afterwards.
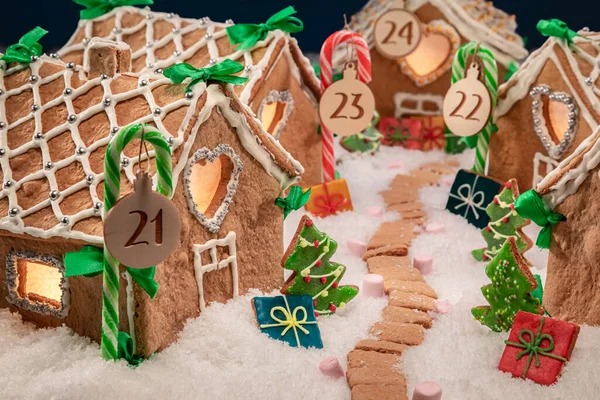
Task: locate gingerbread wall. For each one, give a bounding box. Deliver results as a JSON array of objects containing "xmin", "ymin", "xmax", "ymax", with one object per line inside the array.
[
  {"xmin": 369, "ymin": 2, "xmax": 508, "ymax": 118},
  {"xmin": 544, "ymin": 171, "xmax": 600, "ymax": 325},
  {"xmin": 490, "ymin": 54, "xmax": 594, "ymax": 191}
]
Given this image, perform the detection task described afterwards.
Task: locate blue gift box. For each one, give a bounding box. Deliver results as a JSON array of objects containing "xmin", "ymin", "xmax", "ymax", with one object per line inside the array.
[
  {"xmin": 253, "ymin": 295, "xmax": 323, "ymax": 349},
  {"xmin": 445, "ymin": 169, "xmax": 502, "ymax": 229}
]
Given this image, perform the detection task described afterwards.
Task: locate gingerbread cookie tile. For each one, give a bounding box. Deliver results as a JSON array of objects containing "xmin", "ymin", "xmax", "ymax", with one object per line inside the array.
[
  {"xmin": 382, "ymin": 306, "xmax": 433, "ymax": 329},
  {"xmin": 355, "ymin": 339, "xmax": 409, "ymax": 355},
  {"xmin": 383, "ymin": 280, "xmax": 438, "ymax": 298}
]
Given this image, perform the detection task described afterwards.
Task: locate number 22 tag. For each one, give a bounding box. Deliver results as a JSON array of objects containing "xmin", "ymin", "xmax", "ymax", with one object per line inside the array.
[
  {"xmin": 374, "ymin": 0, "xmax": 421, "ymax": 59},
  {"xmin": 319, "ymin": 62, "xmax": 375, "ymax": 137},
  {"xmin": 443, "ymin": 62, "xmax": 492, "ymax": 137},
  {"xmin": 104, "ymin": 170, "xmax": 181, "ymax": 269}
]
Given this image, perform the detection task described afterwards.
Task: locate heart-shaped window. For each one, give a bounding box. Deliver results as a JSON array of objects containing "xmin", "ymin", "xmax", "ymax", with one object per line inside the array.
[
  {"xmin": 530, "ymin": 85, "xmax": 578, "ymax": 159},
  {"xmin": 258, "ymin": 90, "xmax": 294, "ymax": 140},
  {"xmin": 184, "ymin": 145, "xmax": 243, "ymax": 233},
  {"xmin": 398, "ymin": 20, "xmax": 460, "ymax": 87}
]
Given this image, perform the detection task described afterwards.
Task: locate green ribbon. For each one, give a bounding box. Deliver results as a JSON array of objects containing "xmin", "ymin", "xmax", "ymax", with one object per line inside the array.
[
  {"xmin": 226, "ymin": 6, "xmax": 304, "ymax": 50},
  {"xmin": 514, "ymin": 190, "xmax": 566, "ymax": 249},
  {"xmin": 0, "ymin": 27, "xmax": 48, "ymax": 65},
  {"xmin": 536, "ymin": 19, "xmax": 580, "ymax": 45},
  {"xmin": 275, "ymin": 186, "xmax": 311, "ymax": 219},
  {"xmin": 164, "ymin": 60, "xmax": 248, "ymax": 93},
  {"xmin": 505, "ymin": 61, "xmax": 519, "ymax": 81},
  {"xmin": 504, "ymin": 316, "xmax": 568, "ymax": 379},
  {"xmin": 65, "ymin": 245, "xmax": 159, "ymax": 298},
  {"xmin": 118, "ymin": 331, "xmax": 145, "ymax": 366},
  {"xmin": 73, "ymin": 0, "xmax": 153, "ymax": 20}
]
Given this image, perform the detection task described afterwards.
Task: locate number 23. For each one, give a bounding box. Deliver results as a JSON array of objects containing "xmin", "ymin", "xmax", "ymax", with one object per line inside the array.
[{"xmin": 331, "ymin": 93, "xmax": 365, "ymax": 120}]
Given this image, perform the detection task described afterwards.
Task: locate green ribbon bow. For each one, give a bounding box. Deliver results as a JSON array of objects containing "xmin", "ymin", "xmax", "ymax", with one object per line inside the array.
[
  {"xmin": 0, "ymin": 27, "xmax": 48, "ymax": 65},
  {"xmin": 65, "ymin": 245, "xmax": 159, "ymax": 298},
  {"xmin": 275, "ymin": 186, "xmax": 311, "ymax": 219},
  {"xmin": 537, "ymin": 19, "xmax": 580, "ymax": 45},
  {"xmin": 73, "ymin": 0, "xmax": 154, "ymax": 20},
  {"xmin": 505, "ymin": 61, "xmax": 519, "ymax": 81},
  {"xmin": 164, "ymin": 60, "xmax": 248, "ymax": 93},
  {"xmin": 504, "ymin": 316, "xmax": 568, "ymax": 379},
  {"xmin": 514, "ymin": 190, "xmax": 566, "ymax": 249},
  {"xmin": 226, "ymin": 6, "xmax": 304, "ymax": 50},
  {"xmin": 118, "ymin": 331, "xmax": 145, "ymax": 366}
]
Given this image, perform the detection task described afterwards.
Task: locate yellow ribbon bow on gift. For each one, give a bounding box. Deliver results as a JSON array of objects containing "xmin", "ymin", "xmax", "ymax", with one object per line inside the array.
[{"xmin": 260, "ymin": 296, "xmax": 317, "ymax": 347}]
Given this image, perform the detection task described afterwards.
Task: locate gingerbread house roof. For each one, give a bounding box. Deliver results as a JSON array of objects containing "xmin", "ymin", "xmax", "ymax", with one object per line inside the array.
[
  {"xmin": 537, "ymin": 124, "xmax": 600, "ymax": 208},
  {"xmin": 57, "ymin": 6, "xmax": 321, "ymax": 105},
  {"xmin": 345, "ymin": 0, "xmax": 528, "ymax": 67},
  {"xmin": 0, "ymin": 53, "xmax": 303, "ymax": 244},
  {"xmin": 496, "ymin": 30, "xmax": 600, "ymax": 132}
]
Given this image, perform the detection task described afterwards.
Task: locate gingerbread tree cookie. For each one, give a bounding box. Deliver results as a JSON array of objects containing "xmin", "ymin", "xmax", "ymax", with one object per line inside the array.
[
  {"xmin": 281, "ymin": 215, "xmax": 359, "ymax": 316},
  {"xmin": 472, "ymin": 237, "xmax": 543, "ymax": 332},
  {"xmin": 472, "ymin": 179, "xmax": 533, "ymax": 262}
]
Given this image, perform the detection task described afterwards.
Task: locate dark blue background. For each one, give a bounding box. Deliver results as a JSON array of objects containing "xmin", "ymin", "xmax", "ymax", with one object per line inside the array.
[{"xmin": 0, "ymin": 1, "xmax": 595, "ymax": 53}]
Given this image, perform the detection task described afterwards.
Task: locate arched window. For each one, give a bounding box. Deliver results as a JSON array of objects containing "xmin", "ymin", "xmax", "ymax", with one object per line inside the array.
[{"xmin": 258, "ymin": 90, "xmax": 294, "ymax": 140}]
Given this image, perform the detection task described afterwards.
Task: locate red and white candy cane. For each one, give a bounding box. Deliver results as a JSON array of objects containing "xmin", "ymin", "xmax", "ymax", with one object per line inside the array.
[{"xmin": 319, "ymin": 30, "xmax": 372, "ymax": 183}]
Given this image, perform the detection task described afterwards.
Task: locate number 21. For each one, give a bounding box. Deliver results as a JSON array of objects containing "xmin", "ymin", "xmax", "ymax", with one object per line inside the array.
[{"xmin": 125, "ymin": 209, "xmax": 163, "ymax": 247}]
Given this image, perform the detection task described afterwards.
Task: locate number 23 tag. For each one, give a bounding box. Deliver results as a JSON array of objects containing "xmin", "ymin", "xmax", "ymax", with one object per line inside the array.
[
  {"xmin": 443, "ymin": 62, "xmax": 492, "ymax": 137},
  {"xmin": 374, "ymin": 0, "xmax": 421, "ymax": 59},
  {"xmin": 104, "ymin": 170, "xmax": 181, "ymax": 269},
  {"xmin": 319, "ymin": 62, "xmax": 375, "ymax": 137}
]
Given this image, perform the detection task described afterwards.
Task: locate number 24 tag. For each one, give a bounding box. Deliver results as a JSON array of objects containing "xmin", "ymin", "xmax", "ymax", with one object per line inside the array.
[
  {"xmin": 374, "ymin": 0, "xmax": 421, "ymax": 59},
  {"xmin": 104, "ymin": 170, "xmax": 181, "ymax": 269}
]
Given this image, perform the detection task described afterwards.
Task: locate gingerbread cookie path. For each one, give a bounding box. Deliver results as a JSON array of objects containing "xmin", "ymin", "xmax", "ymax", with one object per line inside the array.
[{"xmin": 347, "ymin": 160, "xmax": 459, "ymax": 400}]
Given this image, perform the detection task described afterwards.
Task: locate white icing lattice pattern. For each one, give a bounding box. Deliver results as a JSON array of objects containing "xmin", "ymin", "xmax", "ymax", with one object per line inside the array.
[{"xmin": 192, "ymin": 231, "xmax": 239, "ymax": 311}]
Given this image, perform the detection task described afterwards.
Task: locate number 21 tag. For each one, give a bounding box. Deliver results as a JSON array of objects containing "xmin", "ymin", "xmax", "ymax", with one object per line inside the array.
[
  {"xmin": 374, "ymin": 0, "xmax": 422, "ymax": 59},
  {"xmin": 319, "ymin": 62, "xmax": 375, "ymax": 137},
  {"xmin": 443, "ymin": 61, "xmax": 492, "ymax": 137},
  {"xmin": 104, "ymin": 170, "xmax": 181, "ymax": 269}
]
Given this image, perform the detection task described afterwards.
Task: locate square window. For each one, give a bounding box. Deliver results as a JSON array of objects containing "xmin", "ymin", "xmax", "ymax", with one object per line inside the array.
[{"xmin": 5, "ymin": 251, "xmax": 70, "ymax": 318}]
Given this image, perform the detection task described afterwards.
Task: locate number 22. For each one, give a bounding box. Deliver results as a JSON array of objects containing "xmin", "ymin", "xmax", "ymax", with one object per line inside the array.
[
  {"xmin": 449, "ymin": 91, "xmax": 483, "ymax": 121},
  {"xmin": 125, "ymin": 209, "xmax": 163, "ymax": 247}
]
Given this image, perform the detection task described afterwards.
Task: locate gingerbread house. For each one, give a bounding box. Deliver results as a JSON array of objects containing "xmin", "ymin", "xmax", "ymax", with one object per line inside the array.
[
  {"xmin": 491, "ymin": 29, "xmax": 600, "ymax": 191},
  {"xmin": 57, "ymin": 6, "xmax": 322, "ymax": 186},
  {"xmin": 536, "ymin": 125, "xmax": 600, "ymax": 325},
  {"xmin": 0, "ymin": 40, "xmax": 303, "ymax": 357},
  {"xmin": 344, "ymin": 0, "xmax": 527, "ymax": 119}
]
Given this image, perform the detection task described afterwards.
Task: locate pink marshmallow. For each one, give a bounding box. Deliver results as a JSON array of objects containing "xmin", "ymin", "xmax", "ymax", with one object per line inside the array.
[
  {"xmin": 435, "ymin": 300, "xmax": 451, "ymax": 315},
  {"xmin": 412, "ymin": 381, "xmax": 442, "ymax": 400},
  {"xmin": 388, "ymin": 160, "xmax": 403, "ymax": 169},
  {"xmin": 413, "ymin": 254, "xmax": 433, "ymax": 275},
  {"xmin": 362, "ymin": 274, "xmax": 385, "ymax": 298},
  {"xmin": 367, "ymin": 206, "xmax": 384, "ymax": 217},
  {"xmin": 425, "ymin": 223, "xmax": 445, "ymax": 234},
  {"xmin": 319, "ymin": 357, "xmax": 345, "ymax": 379},
  {"xmin": 440, "ymin": 175, "xmax": 454, "ymax": 187},
  {"xmin": 347, "ymin": 239, "xmax": 367, "ymax": 257}
]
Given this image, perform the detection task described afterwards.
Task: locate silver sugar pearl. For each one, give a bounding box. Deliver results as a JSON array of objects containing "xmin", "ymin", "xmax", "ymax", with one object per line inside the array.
[
  {"xmin": 100, "ymin": 74, "xmax": 109, "ymax": 80},
  {"xmin": 209, "ymin": 58, "xmax": 217, "ymax": 64},
  {"xmin": 45, "ymin": 161, "xmax": 54, "ymax": 169},
  {"xmin": 8, "ymin": 208, "xmax": 19, "ymax": 217},
  {"xmin": 111, "ymin": 126, "xmax": 120, "ymax": 135},
  {"xmin": 121, "ymin": 157, "xmax": 130, "ymax": 168},
  {"xmin": 0, "ymin": 122, "xmax": 5, "ymax": 129},
  {"xmin": 76, "ymin": 146, "xmax": 86, "ymax": 155},
  {"xmin": 146, "ymin": 41, "xmax": 154, "ymax": 48},
  {"xmin": 155, "ymin": 68, "xmax": 163, "ymax": 74},
  {"xmin": 64, "ymin": 88, "xmax": 73, "ymax": 95},
  {"xmin": 82, "ymin": 38, "xmax": 90, "ymax": 46},
  {"xmin": 49, "ymin": 190, "xmax": 60, "ymax": 200},
  {"xmin": 173, "ymin": 51, "xmax": 181, "ymax": 57},
  {"xmin": 225, "ymin": 19, "xmax": 234, "ymax": 24},
  {"xmin": 34, "ymin": 132, "xmax": 44, "ymax": 140},
  {"xmin": 167, "ymin": 12, "xmax": 175, "ymax": 18},
  {"xmin": 68, "ymin": 114, "xmax": 78, "ymax": 123},
  {"xmin": 113, "ymin": 27, "xmax": 122, "ymax": 34},
  {"xmin": 143, "ymin": 6, "xmax": 151, "ymax": 10},
  {"xmin": 30, "ymin": 55, "xmax": 39, "ymax": 63},
  {"xmin": 103, "ymin": 97, "xmax": 112, "ymax": 106},
  {"xmin": 582, "ymin": 27, "xmax": 590, "ymax": 32},
  {"xmin": 93, "ymin": 202, "xmax": 102, "ymax": 213},
  {"xmin": 167, "ymin": 137, "xmax": 174, "ymax": 146},
  {"xmin": 0, "ymin": 89, "xmax": 4, "ymax": 96},
  {"xmin": 29, "ymin": 75, "xmax": 38, "ymax": 84},
  {"xmin": 205, "ymin": 33, "xmax": 213, "ymax": 39},
  {"xmin": 50, "ymin": 53, "xmax": 59, "ymax": 59},
  {"xmin": 66, "ymin": 62, "xmax": 75, "ymax": 69},
  {"xmin": 202, "ymin": 17, "xmax": 210, "ymax": 23},
  {"xmin": 185, "ymin": 91, "xmax": 194, "ymax": 99},
  {"xmin": 146, "ymin": 13, "xmax": 154, "ymax": 19},
  {"xmin": 60, "ymin": 216, "xmax": 70, "ymax": 225},
  {"xmin": 0, "ymin": 149, "xmax": 5, "ymax": 157},
  {"xmin": 147, "ymin": 62, "xmax": 154, "ymax": 68},
  {"xmin": 140, "ymin": 79, "xmax": 148, "ymax": 87},
  {"xmin": 172, "ymin": 27, "xmax": 180, "ymax": 34},
  {"xmin": 3, "ymin": 180, "xmax": 13, "ymax": 189},
  {"xmin": 153, "ymin": 108, "xmax": 162, "ymax": 116},
  {"xmin": 245, "ymin": 65, "xmax": 252, "ymax": 72},
  {"xmin": 31, "ymin": 104, "xmax": 39, "ymax": 112},
  {"xmin": 85, "ymin": 175, "xmax": 95, "ymax": 184},
  {"xmin": 585, "ymin": 77, "xmax": 594, "ymax": 86}
]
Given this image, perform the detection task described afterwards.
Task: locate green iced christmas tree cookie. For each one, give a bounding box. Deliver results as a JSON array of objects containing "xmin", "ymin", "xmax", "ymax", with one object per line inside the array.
[
  {"xmin": 281, "ymin": 215, "xmax": 359, "ymax": 316},
  {"xmin": 340, "ymin": 111, "xmax": 384, "ymax": 154},
  {"xmin": 472, "ymin": 237, "xmax": 543, "ymax": 332},
  {"xmin": 472, "ymin": 179, "xmax": 533, "ymax": 262}
]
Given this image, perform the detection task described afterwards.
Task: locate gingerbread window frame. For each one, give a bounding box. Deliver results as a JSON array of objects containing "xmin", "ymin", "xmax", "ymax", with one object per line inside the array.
[
  {"xmin": 257, "ymin": 90, "xmax": 295, "ymax": 140},
  {"xmin": 5, "ymin": 250, "xmax": 70, "ymax": 318},
  {"xmin": 184, "ymin": 144, "xmax": 243, "ymax": 234}
]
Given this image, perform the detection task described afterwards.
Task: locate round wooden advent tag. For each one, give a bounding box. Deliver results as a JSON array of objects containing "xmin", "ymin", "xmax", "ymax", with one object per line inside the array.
[
  {"xmin": 104, "ymin": 171, "xmax": 181, "ymax": 269},
  {"xmin": 443, "ymin": 62, "xmax": 492, "ymax": 137},
  {"xmin": 319, "ymin": 62, "xmax": 375, "ymax": 137},
  {"xmin": 374, "ymin": 0, "xmax": 422, "ymax": 59}
]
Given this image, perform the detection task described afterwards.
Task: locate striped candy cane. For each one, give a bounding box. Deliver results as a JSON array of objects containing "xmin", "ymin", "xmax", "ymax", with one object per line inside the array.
[
  {"xmin": 319, "ymin": 30, "xmax": 372, "ymax": 182},
  {"xmin": 450, "ymin": 42, "xmax": 498, "ymax": 174},
  {"xmin": 101, "ymin": 124, "xmax": 173, "ymax": 360}
]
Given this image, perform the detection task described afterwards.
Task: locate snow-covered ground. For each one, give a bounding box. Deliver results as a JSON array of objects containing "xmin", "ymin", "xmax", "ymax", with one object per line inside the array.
[{"xmin": 1, "ymin": 144, "xmax": 598, "ymax": 400}]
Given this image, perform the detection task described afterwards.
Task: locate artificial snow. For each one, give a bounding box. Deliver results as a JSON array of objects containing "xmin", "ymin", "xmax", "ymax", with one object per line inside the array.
[{"xmin": 1, "ymin": 144, "xmax": 597, "ymax": 399}]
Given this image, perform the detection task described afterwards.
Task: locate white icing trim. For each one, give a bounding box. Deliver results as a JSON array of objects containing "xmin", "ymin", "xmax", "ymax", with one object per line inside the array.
[
  {"xmin": 394, "ymin": 92, "xmax": 443, "ymax": 118},
  {"xmin": 192, "ymin": 231, "xmax": 239, "ymax": 311},
  {"xmin": 533, "ymin": 152, "xmax": 559, "ymax": 189}
]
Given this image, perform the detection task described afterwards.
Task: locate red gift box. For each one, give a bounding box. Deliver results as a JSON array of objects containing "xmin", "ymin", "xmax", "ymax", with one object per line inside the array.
[
  {"xmin": 378, "ymin": 117, "xmax": 422, "ymax": 149},
  {"xmin": 498, "ymin": 311, "xmax": 580, "ymax": 386},
  {"xmin": 413, "ymin": 116, "xmax": 446, "ymax": 151}
]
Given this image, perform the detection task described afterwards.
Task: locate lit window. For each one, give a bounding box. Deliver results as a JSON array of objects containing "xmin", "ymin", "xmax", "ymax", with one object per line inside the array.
[
  {"xmin": 184, "ymin": 144, "xmax": 243, "ymax": 233},
  {"xmin": 5, "ymin": 251, "xmax": 70, "ymax": 318},
  {"xmin": 258, "ymin": 90, "xmax": 294, "ymax": 140}
]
